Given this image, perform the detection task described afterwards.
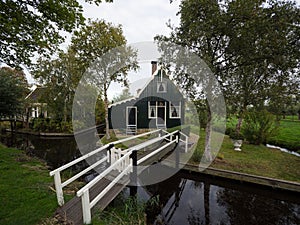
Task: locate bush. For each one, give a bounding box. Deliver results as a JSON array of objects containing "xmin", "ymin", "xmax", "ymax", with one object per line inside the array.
[
  {"xmin": 32, "ymin": 118, "xmax": 73, "ymax": 133},
  {"xmin": 242, "ymin": 110, "xmax": 278, "ymax": 145}
]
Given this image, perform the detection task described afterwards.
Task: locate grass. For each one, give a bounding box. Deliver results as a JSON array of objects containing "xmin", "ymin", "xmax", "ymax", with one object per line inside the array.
[
  {"xmin": 227, "ymin": 116, "xmax": 300, "ymax": 152},
  {"xmin": 189, "ymin": 130, "xmax": 300, "ymax": 182},
  {"xmin": 268, "ymin": 120, "xmax": 300, "ymax": 152},
  {"xmin": 0, "ymin": 144, "xmax": 57, "ymax": 225},
  {"xmin": 92, "ymin": 195, "xmax": 150, "ymax": 225}
]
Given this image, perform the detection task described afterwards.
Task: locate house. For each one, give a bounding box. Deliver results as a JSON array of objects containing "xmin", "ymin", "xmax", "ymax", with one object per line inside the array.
[
  {"xmin": 25, "ymin": 86, "xmax": 48, "ymax": 119},
  {"xmin": 109, "ymin": 62, "xmax": 185, "ymax": 135}
]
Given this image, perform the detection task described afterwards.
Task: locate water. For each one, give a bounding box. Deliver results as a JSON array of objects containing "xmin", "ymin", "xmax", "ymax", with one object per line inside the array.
[
  {"xmin": 266, "ymin": 144, "xmax": 300, "ymax": 157},
  {"xmin": 0, "ymin": 132, "xmax": 80, "ymax": 169},
  {"xmin": 136, "ymin": 171, "xmax": 300, "ymax": 225},
  {"xmin": 1, "ymin": 131, "xmax": 299, "ymax": 225}
]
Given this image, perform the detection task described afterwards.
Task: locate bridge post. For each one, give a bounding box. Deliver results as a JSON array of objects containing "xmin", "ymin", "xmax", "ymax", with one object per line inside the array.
[
  {"xmin": 53, "ymin": 171, "xmax": 64, "ymax": 206},
  {"xmin": 107, "ymin": 144, "xmax": 114, "ymax": 164},
  {"xmin": 82, "ymin": 190, "xmax": 91, "ymax": 224},
  {"xmin": 130, "ymin": 150, "xmax": 137, "ymax": 196},
  {"xmin": 175, "ymin": 131, "xmax": 180, "ymax": 169}
]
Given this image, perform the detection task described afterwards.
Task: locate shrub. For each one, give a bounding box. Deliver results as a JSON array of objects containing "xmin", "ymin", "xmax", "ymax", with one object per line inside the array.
[{"xmin": 242, "ymin": 110, "xmax": 278, "ymax": 145}]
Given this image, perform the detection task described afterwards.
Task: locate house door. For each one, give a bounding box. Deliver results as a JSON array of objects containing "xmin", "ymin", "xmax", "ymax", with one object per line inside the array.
[
  {"xmin": 126, "ymin": 107, "xmax": 137, "ymax": 127},
  {"xmin": 156, "ymin": 106, "xmax": 166, "ymax": 127}
]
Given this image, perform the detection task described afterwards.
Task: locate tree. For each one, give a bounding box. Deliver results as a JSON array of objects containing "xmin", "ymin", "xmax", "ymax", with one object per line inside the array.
[
  {"xmin": 34, "ymin": 48, "xmax": 81, "ymax": 122},
  {"xmin": 0, "ymin": 67, "xmax": 28, "ymax": 120},
  {"xmin": 71, "ymin": 20, "xmax": 139, "ymax": 139},
  {"xmin": 112, "ymin": 88, "xmax": 133, "ymax": 103},
  {"xmin": 0, "ymin": 0, "xmax": 112, "ymax": 67},
  {"xmin": 222, "ymin": 0, "xmax": 300, "ymax": 132},
  {"xmin": 157, "ymin": 0, "xmax": 299, "ymax": 141}
]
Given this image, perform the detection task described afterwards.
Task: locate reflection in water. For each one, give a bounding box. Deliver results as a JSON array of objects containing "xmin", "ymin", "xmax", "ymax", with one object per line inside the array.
[
  {"xmin": 0, "ymin": 132, "xmax": 100, "ymax": 169},
  {"xmin": 140, "ymin": 171, "xmax": 300, "ymax": 225}
]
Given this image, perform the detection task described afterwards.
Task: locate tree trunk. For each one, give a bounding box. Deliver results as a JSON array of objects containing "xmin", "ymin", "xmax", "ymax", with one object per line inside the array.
[
  {"xmin": 204, "ymin": 107, "xmax": 212, "ymax": 162},
  {"xmin": 236, "ymin": 108, "xmax": 246, "ymax": 134},
  {"xmin": 104, "ymin": 90, "xmax": 110, "ymax": 140},
  {"xmin": 236, "ymin": 116, "xmax": 243, "ymax": 134}
]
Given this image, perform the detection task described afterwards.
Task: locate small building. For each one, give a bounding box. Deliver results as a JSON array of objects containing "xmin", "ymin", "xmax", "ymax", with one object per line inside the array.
[
  {"xmin": 109, "ymin": 62, "xmax": 185, "ymax": 134},
  {"xmin": 25, "ymin": 86, "xmax": 48, "ymax": 119}
]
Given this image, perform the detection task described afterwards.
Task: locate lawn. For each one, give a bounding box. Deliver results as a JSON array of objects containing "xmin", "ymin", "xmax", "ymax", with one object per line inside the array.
[
  {"xmin": 0, "ymin": 145, "xmax": 57, "ymax": 225},
  {"xmin": 189, "ymin": 130, "xmax": 300, "ymax": 182},
  {"xmin": 268, "ymin": 119, "xmax": 300, "ymax": 153}
]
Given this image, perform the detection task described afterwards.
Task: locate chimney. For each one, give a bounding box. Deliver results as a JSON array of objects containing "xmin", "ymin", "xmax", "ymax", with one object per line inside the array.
[{"xmin": 151, "ymin": 61, "xmax": 157, "ymax": 75}]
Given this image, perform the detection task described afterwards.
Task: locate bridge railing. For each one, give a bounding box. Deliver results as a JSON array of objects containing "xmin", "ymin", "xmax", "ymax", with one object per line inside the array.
[
  {"xmin": 49, "ymin": 129, "xmax": 162, "ymax": 206},
  {"xmin": 76, "ymin": 130, "xmax": 180, "ymax": 224}
]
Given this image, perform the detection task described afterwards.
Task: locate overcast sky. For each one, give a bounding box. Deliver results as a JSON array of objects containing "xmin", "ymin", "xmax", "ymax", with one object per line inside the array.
[
  {"xmin": 79, "ymin": 0, "xmax": 180, "ymax": 44},
  {"xmin": 74, "ymin": 0, "xmax": 182, "ymax": 99},
  {"xmin": 29, "ymin": 0, "xmax": 300, "ymax": 99}
]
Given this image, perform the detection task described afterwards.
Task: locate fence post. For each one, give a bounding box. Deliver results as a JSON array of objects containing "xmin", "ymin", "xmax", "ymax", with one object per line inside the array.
[
  {"xmin": 175, "ymin": 131, "xmax": 180, "ymax": 169},
  {"xmin": 53, "ymin": 171, "xmax": 64, "ymax": 206},
  {"xmin": 130, "ymin": 150, "xmax": 137, "ymax": 196},
  {"xmin": 82, "ymin": 190, "xmax": 91, "ymax": 224},
  {"xmin": 107, "ymin": 144, "xmax": 114, "ymax": 165}
]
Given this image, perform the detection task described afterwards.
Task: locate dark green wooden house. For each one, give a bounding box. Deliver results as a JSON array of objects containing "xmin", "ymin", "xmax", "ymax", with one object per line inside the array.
[{"xmin": 109, "ymin": 62, "xmax": 185, "ymax": 134}]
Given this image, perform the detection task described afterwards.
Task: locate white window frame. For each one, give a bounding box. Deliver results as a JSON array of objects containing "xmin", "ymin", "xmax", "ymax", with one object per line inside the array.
[
  {"xmin": 148, "ymin": 102, "xmax": 157, "ymax": 119},
  {"xmin": 169, "ymin": 101, "xmax": 181, "ymax": 119},
  {"xmin": 126, "ymin": 106, "xmax": 137, "ymax": 126}
]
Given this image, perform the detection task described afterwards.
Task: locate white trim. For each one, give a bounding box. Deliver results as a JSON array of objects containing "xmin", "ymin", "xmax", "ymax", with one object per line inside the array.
[
  {"xmin": 126, "ymin": 106, "xmax": 137, "ymax": 126},
  {"xmin": 109, "ymin": 96, "xmax": 136, "ymax": 108},
  {"xmin": 108, "ymin": 66, "xmax": 171, "ymax": 108},
  {"xmin": 148, "ymin": 101, "xmax": 157, "ymax": 118},
  {"xmin": 169, "ymin": 101, "xmax": 181, "ymax": 119},
  {"xmin": 156, "ymin": 102, "xmax": 166, "ymax": 127},
  {"xmin": 157, "ymin": 82, "xmax": 167, "ymax": 93}
]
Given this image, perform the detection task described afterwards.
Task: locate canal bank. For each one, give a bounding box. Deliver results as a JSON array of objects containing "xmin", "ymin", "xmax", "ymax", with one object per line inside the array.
[{"xmin": 182, "ymin": 162, "xmax": 300, "ymax": 193}]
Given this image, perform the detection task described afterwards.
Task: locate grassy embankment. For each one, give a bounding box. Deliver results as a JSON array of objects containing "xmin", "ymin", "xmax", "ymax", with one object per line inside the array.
[
  {"xmin": 1, "ymin": 119, "xmax": 299, "ymax": 224},
  {"xmin": 189, "ymin": 126, "xmax": 300, "ymax": 182},
  {"xmin": 0, "ymin": 144, "xmax": 57, "ymax": 225},
  {"xmin": 268, "ymin": 119, "xmax": 300, "ymax": 153}
]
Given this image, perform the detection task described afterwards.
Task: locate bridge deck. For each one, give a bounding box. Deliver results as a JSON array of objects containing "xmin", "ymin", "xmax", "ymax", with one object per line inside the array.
[
  {"xmin": 55, "ymin": 175, "xmax": 129, "ymax": 225},
  {"xmin": 54, "ymin": 136, "xmax": 180, "ymax": 225}
]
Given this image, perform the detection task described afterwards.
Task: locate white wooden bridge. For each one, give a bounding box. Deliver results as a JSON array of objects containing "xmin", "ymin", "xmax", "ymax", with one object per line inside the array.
[{"xmin": 49, "ymin": 129, "xmax": 189, "ymax": 224}]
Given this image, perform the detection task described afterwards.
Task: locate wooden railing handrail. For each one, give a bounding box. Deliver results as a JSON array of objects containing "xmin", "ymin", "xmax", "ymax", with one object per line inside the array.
[{"xmin": 49, "ymin": 129, "xmax": 161, "ymax": 176}]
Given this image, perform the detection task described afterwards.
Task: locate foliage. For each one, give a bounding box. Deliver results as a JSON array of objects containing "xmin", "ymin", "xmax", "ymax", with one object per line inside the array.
[
  {"xmin": 71, "ymin": 19, "xmax": 139, "ymax": 139},
  {"xmin": 242, "ymin": 110, "xmax": 278, "ymax": 145},
  {"xmin": 0, "ymin": 0, "xmax": 112, "ymax": 67},
  {"xmin": 0, "ymin": 67, "xmax": 28, "ymax": 118},
  {"xmin": 268, "ymin": 120, "xmax": 300, "ymax": 153},
  {"xmin": 34, "ymin": 49, "xmax": 83, "ymax": 122},
  {"xmin": 0, "ymin": 146, "xmax": 57, "ymax": 225},
  {"xmin": 92, "ymin": 195, "xmax": 158, "ymax": 225},
  {"xmin": 158, "ymin": 0, "xmax": 300, "ymax": 134},
  {"xmin": 226, "ymin": 127, "xmax": 244, "ymax": 140},
  {"xmin": 190, "ymin": 129, "xmax": 300, "ymax": 182},
  {"xmin": 32, "ymin": 118, "xmax": 73, "ymax": 133},
  {"xmin": 112, "ymin": 88, "xmax": 133, "ymax": 103}
]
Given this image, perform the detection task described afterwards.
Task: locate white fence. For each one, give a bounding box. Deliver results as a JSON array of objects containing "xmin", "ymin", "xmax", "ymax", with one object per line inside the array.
[
  {"xmin": 49, "ymin": 129, "xmax": 161, "ymax": 206},
  {"xmin": 50, "ymin": 129, "xmax": 188, "ymax": 224}
]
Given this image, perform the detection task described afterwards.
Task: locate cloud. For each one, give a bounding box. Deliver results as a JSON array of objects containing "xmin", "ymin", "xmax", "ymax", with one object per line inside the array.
[{"xmin": 80, "ymin": 0, "xmax": 180, "ymax": 43}]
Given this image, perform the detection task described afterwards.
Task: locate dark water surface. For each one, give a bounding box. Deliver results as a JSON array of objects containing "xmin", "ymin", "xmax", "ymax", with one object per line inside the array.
[
  {"xmin": 1, "ymin": 132, "xmax": 299, "ymax": 225},
  {"xmin": 136, "ymin": 171, "xmax": 300, "ymax": 225},
  {"xmin": 0, "ymin": 132, "xmax": 81, "ymax": 169}
]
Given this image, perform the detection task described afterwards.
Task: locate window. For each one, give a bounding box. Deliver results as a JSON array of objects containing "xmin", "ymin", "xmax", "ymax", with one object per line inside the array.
[
  {"xmin": 157, "ymin": 82, "xmax": 167, "ymax": 93},
  {"xmin": 169, "ymin": 102, "xmax": 181, "ymax": 118},
  {"xmin": 148, "ymin": 101, "xmax": 156, "ymax": 118}
]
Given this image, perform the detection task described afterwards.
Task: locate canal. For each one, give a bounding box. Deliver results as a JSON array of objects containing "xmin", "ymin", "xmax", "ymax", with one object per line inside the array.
[{"xmin": 1, "ymin": 132, "xmax": 299, "ymax": 225}]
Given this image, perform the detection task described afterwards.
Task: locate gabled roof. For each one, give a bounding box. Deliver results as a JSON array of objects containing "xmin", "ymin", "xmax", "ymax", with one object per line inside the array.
[
  {"xmin": 109, "ymin": 66, "xmax": 169, "ymax": 108},
  {"xmin": 25, "ymin": 86, "xmax": 46, "ymax": 102}
]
